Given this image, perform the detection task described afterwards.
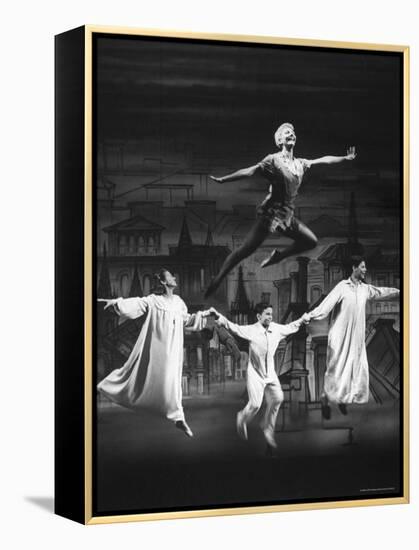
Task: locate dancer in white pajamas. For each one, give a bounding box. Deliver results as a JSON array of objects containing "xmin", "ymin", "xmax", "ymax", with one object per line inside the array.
[
  {"xmin": 307, "ymin": 257, "xmax": 400, "ymax": 419},
  {"xmin": 215, "ymin": 303, "xmax": 310, "ymax": 449},
  {"xmin": 97, "ymin": 269, "xmax": 213, "ymax": 438}
]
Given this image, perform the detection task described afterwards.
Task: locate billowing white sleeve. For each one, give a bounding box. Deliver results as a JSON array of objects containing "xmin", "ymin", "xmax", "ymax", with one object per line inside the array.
[
  {"xmin": 113, "ymin": 296, "xmax": 150, "ymax": 321},
  {"xmin": 217, "ymin": 315, "xmax": 254, "ymax": 341},
  {"xmin": 184, "ymin": 311, "xmax": 208, "ymax": 331},
  {"xmin": 181, "ymin": 299, "xmax": 210, "ymax": 331},
  {"xmin": 309, "ymin": 283, "xmax": 343, "ymax": 321},
  {"xmin": 367, "ymin": 285, "xmax": 400, "ymax": 301}
]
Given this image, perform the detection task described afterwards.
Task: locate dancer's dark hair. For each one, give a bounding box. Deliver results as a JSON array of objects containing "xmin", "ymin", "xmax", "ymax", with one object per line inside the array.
[
  {"xmin": 254, "ymin": 302, "xmax": 273, "ymax": 316},
  {"xmin": 152, "ymin": 268, "xmax": 170, "ymax": 294}
]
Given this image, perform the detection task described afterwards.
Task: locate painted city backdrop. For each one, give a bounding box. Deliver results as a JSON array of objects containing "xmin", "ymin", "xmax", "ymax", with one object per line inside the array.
[{"xmin": 95, "ymin": 36, "xmax": 401, "ymax": 415}]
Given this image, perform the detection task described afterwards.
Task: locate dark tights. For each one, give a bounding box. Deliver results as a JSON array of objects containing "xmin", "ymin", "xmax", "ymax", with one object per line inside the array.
[{"xmin": 206, "ymin": 218, "xmax": 318, "ymax": 295}]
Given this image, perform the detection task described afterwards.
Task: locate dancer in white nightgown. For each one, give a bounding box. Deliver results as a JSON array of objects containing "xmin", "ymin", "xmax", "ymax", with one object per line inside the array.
[
  {"xmin": 307, "ymin": 257, "xmax": 400, "ymax": 419},
  {"xmin": 97, "ymin": 269, "xmax": 213, "ymax": 437}
]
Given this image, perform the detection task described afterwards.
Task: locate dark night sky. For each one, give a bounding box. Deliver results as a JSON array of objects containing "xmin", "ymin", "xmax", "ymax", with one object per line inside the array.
[{"xmin": 95, "ymin": 34, "xmax": 402, "ymax": 237}]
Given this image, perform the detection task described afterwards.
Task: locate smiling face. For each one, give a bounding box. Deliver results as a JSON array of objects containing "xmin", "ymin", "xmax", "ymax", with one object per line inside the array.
[
  {"xmin": 275, "ymin": 123, "xmax": 297, "ymax": 149},
  {"xmin": 257, "ymin": 306, "xmax": 273, "ymax": 328}
]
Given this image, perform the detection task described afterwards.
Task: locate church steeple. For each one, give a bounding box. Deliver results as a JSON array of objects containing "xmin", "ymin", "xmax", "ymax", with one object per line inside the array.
[
  {"xmin": 97, "ymin": 242, "xmax": 112, "ymax": 298},
  {"xmin": 177, "ymin": 216, "xmax": 193, "ymax": 249},
  {"xmin": 205, "ymin": 225, "xmax": 214, "ymax": 246},
  {"xmin": 230, "ymin": 265, "xmax": 251, "ymax": 323},
  {"xmin": 129, "ymin": 265, "xmax": 143, "ymax": 297}
]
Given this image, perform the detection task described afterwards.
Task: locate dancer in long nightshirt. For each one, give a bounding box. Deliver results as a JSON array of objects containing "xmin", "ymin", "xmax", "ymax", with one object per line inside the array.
[
  {"xmin": 98, "ymin": 269, "xmax": 213, "ymax": 437},
  {"xmin": 307, "ymin": 257, "xmax": 400, "ymax": 419}
]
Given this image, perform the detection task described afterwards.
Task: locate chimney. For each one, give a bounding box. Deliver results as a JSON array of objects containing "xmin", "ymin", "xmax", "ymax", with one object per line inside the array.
[
  {"xmin": 297, "ymin": 256, "xmax": 309, "ymax": 304},
  {"xmin": 290, "ymin": 271, "xmax": 298, "ymax": 303}
]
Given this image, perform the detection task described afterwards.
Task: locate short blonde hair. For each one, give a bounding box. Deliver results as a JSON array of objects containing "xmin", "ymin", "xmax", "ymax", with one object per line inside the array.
[{"xmin": 274, "ymin": 123, "xmax": 295, "ymax": 148}]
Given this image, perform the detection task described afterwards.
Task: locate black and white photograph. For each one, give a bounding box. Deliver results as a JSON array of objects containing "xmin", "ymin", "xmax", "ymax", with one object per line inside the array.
[
  {"xmin": 93, "ymin": 31, "xmax": 406, "ymax": 518},
  {"xmin": 5, "ymin": 0, "xmax": 419, "ymax": 547}
]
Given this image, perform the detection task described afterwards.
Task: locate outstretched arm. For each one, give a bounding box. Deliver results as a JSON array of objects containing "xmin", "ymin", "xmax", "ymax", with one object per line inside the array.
[
  {"xmin": 277, "ymin": 314, "xmax": 310, "ymax": 337},
  {"xmin": 97, "ymin": 297, "xmax": 149, "ymax": 320},
  {"xmin": 306, "ymin": 146, "xmax": 356, "ymax": 168},
  {"xmin": 308, "ymin": 283, "xmax": 343, "ymax": 321},
  {"xmin": 216, "ymin": 314, "xmax": 254, "ymax": 341},
  {"xmin": 183, "ymin": 305, "xmax": 220, "ymax": 331},
  {"xmin": 367, "ymin": 285, "xmax": 400, "ymax": 301},
  {"xmin": 209, "ymin": 164, "xmax": 260, "ymax": 183}
]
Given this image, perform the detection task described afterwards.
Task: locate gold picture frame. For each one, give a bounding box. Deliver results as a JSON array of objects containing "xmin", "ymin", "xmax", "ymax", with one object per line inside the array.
[{"xmin": 55, "ymin": 25, "xmax": 409, "ymax": 525}]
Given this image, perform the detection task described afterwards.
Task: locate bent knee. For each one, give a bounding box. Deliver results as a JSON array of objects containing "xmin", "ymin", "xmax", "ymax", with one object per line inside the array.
[
  {"xmin": 274, "ymin": 393, "xmax": 284, "ymax": 406},
  {"xmin": 270, "ymin": 386, "xmax": 284, "ymax": 404},
  {"xmin": 247, "ymin": 402, "xmax": 262, "ymax": 414}
]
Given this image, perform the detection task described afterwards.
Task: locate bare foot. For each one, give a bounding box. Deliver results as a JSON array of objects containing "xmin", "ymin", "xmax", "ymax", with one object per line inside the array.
[
  {"xmin": 260, "ymin": 250, "xmax": 282, "ymax": 268},
  {"xmin": 175, "ymin": 420, "xmax": 194, "ymax": 438},
  {"xmin": 236, "ymin": 411, "xmax": 248, "ymax": 440},
  {"xmin": 262, "ymin": 428, "xmax": 278, "ymax": 449}
]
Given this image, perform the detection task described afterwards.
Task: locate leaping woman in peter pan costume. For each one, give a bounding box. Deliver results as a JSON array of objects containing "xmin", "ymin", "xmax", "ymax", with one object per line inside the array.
[{"xmin": 204, "ymin": 122, "xmax": 356, "ymax": 298}]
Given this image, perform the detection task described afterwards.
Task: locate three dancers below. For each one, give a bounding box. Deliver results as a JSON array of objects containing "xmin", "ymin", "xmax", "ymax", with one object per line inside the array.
[
  {"xmin": 98, "ymin": 261, "xmax": 400, "ymax": 444},
  {"xmin": 205, "ymin": 122, "xmax": 356, "ymax": 298}
]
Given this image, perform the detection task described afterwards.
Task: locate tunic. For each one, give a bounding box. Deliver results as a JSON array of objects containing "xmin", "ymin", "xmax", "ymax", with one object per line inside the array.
[
  {"xmin": 97, "ymin": 294, "xmax": 207, "ymax": 422},
  {"xmin": 309, "ymin": 279, "xmax": 399, "ymax": 404},
  {"xmin": 257, "ymin": 153, "xmax": 310, "ymax": 232},
  {"xmin": 217, "ymin": 317, "xmax": 302, "ymax": 382}
]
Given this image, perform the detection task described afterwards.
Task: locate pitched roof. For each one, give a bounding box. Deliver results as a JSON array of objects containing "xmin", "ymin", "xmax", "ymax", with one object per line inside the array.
[
  {"xmin": 103, "ymin": 214, "xmax": 165, "ymax": 232},
  {"xmin": 318, "ymin": 242, "xmax": 367, "ymax": 263},
  {"xmin": 177, "ymin": 217, "xmax": 193, "ymax": 248}
]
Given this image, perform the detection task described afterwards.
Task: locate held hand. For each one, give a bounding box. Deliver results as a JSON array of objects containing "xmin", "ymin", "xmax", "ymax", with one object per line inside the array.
[
  {"xmin": 203, "ymin": 307, "xmax": 220, "ymax": 319},
  {"xmin": 97, "ymin": 298, "xmax": 115, "ymax": 311},
  {"xmin": 211, "ymin": 307, "xmax": 221, "ymax": 320},
  {"xmin": 301, "ymin": 312, "xmax": 311, "ymax": 325},
  {"xmin": 209, "ymin": 175, "xmax": 224, "ymax": 184},
  {"xmin": 345, "ymin": 146, "xmax": 356, "ymax": 160}
]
